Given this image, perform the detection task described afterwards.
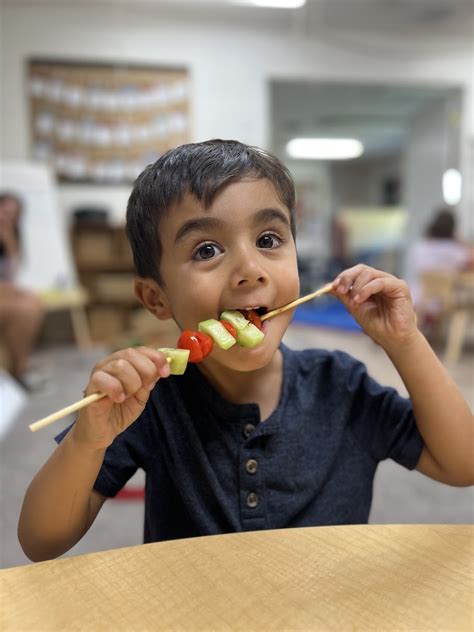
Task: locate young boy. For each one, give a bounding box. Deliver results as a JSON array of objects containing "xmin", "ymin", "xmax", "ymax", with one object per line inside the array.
[{"xmin": 18, "ymin": 140, "xmax": 473, "ymax": 562}]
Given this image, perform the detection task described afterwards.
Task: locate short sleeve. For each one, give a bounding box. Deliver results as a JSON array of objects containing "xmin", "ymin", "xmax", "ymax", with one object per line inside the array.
[
  {"xmin": 334, "ymin": 352, "xmax": 424, "ymax": 469},
  {"xmin": 55, "ymin": 418, "xmax": 148, "ymax": 497}
]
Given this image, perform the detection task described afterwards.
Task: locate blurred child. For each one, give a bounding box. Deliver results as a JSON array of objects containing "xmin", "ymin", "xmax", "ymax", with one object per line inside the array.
[
  {"xmin": 409, "ymin": 207, "xmax": 473, "ymax": 303},
  {"xmin": 0, "ymin": 193, "xmax": 44, "ymax": 389}
]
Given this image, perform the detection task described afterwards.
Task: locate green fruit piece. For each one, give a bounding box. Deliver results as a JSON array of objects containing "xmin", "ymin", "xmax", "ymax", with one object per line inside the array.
[
  {"xmin": 198, "ymin": 319, "xmax": 237, "ymax": 350},
  {"xmin": 158, "ymin": 348, "xmax": 190, "ymax": 375},
  {"xmin": 219, "ymin": 310, "xmax": 250, "ymax": 331},
  {"xmin": 236, "ymin": 322, "xmax": 265, "ymax": 348}
]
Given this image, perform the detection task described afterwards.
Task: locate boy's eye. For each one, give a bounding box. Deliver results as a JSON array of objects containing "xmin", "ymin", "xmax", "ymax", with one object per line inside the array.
[
  {"xmin": 193, "ymin": 242, "xmax": 223, "ymax": 261},
  {"xmin": 257, "ymin": 233, "xmax": 282, "ymax": 249}
]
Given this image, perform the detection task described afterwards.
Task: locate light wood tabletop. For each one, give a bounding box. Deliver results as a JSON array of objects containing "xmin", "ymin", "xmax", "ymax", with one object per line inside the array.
[{"xmin": 1, "ymin": 525, "xmax": 473, "ymax": 631}]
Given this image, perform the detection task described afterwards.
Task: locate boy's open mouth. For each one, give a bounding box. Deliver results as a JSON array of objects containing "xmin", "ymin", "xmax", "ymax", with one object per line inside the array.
[
  {"xmin": 236, "ymin": 307, "xmax": 267, "ymax": 318},
  {"xmin": 217, "ymin": 306, "xmax": 267, "ymax": 332},
  {"xmin": 219, "ymin": 306, "xmax": 267, "ymax": 318},
  {"xmin": 228, "ymin": 307, "xmax": 267, "ymax": 332}
]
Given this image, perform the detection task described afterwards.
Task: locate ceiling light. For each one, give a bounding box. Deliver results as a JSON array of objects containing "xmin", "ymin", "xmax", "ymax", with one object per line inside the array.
[
  {"xmin": 442, "ymin": 168, "xmax": 462, "ymax": 206},
  {"xmin": 286, "ymin": 138, "xmax": 364, "ymax": 160},
  {"xmin": 230, "ymin": 0, "xmax": 306, "ymax": 8}
]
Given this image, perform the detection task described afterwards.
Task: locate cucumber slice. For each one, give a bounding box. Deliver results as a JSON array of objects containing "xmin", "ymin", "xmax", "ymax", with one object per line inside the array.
[
  {"xmin": 158, "ymin": 348, "xmax": 190, "ymax": 375},
  {"xmin": 220, "ymin": 310, "xmax": 250, "ymax": 331},
  {"xmin": 236, "ymin": 322, "xmax": 265, "ymax": 348},
  {"xmin": 198, "ymin": 319, "xmax": 237, "ymax": 350}
]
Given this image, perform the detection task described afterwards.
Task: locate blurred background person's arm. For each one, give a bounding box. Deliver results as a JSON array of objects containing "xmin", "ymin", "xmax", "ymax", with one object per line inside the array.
[
  {"xmin": 0, "ymin": 193, "xmax": 22, "ymax": 282},
  {"xmin": 0, "ymin": 193, "xmax": 45, "ymax": 388}
]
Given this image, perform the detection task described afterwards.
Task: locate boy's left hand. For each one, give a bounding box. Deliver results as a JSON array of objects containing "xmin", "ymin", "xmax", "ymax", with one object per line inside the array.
[{"xmin": 332, "ymin": 264, "xmax": 418, "ymax": 350}]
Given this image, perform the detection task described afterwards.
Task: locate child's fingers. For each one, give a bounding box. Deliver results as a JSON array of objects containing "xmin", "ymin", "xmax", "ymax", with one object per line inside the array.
[
  {"xmin": 351, "ymin": 267, "xmax": 395, "ymax": 300},
  {"xmin": 132, "ymin": 346, "xmax": 171, "ymax": 379},
  {"xmin": 113, "ymin": 347, "xmax": 164, "ymax": 387},
  {"xmin": 89, "ymin": 355, "xmax": 154, "ymax": 402},
  {"xmin": 334, "ymin": 264, "xmax": 390, "ymax": 296},
  {"xmin": 351, "ymin": 276, "xmax": 404, "ymax": 305},
  {"xmin": 96, "ymin": 360, "xmax": 142, "ymax": 399},
  {"xmin": 94, "ymin": 347, "xmax": 170, "ymax": 379},
  {"xmin": 87, "ymin": 369, "xmax": 130, "ymax": 404}
]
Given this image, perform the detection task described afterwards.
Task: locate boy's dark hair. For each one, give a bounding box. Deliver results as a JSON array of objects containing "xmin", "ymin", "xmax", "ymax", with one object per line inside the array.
[
  {"xmin": 426, "ymin": 207, "xmax": 456, "ymax": 239},
  {"xmin": 126, "ymin": 139, "xmax": 296, "ymax": 285}
]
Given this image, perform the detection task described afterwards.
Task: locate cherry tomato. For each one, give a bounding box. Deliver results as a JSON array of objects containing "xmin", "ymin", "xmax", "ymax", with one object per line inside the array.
[
  {"xmin": 195, "ymin": 331, "xmax": 214, "ymax": 359},
  {"xmin": 177, "ymin": 330, "xmax": 203, "ymax": 363},
  {"xmin": 241, "ymin": 309, "xmax": 263, "ymax": 331},
  {"xmin": 220, "ymin": 320, "xmax": 237, "ymax": 339}
]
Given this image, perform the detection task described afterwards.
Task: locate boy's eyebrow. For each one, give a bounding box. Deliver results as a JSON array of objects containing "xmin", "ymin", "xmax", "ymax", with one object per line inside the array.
[
  {"xmin": 174, "ymin": 217, "xmax": 223, "ymax": 244},
  {"xmin": 174, "ymin": 207, "xmax": 290, "ymax": 244},
  {"xmin": 252, "ymin": 207, "xmax": 290, "ymax": 228}
]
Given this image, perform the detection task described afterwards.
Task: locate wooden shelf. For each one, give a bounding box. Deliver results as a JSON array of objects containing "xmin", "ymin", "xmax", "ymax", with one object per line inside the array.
[
  {"xmin": 87, "ymin": 298, "xmax": 140, "ymax": 307},
  {"xmin": 76, "ymin": 261, "xmax": 134, "ymax": 273},
  {"xmin": 72, "ymin": 223, "xmax": 138, "ymax": 342}
]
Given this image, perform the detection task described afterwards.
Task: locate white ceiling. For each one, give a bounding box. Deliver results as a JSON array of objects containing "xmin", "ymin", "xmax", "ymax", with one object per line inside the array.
[{"xmin": 7, "ymin": 0, "xmax": 474, "ymax": 41}]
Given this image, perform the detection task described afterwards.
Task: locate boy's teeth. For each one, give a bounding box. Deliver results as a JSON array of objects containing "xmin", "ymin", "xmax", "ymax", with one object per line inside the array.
[{"xmin": 223, "ymin": 306, "xmax": 267, "ymax": 314}]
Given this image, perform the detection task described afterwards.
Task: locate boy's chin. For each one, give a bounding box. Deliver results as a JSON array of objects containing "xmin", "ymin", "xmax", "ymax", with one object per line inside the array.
[{"xmin": 209, "ymin": 343, "xmax": 277, "ymax": 373}]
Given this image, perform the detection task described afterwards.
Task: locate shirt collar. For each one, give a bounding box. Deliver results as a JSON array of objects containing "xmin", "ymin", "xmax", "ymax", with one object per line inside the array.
[{"xmin": 179, "ymin": 344, "xmax": 292, "ymax": 431}]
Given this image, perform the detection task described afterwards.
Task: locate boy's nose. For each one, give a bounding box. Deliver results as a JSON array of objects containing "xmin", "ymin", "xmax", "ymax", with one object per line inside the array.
[
  {"xmin": 231, "ymin": 253, "xmax": 269, "ymax": 288},
  {"xmin": 236, "ymin": 272, "xmax": 266, "ymax": 287}
]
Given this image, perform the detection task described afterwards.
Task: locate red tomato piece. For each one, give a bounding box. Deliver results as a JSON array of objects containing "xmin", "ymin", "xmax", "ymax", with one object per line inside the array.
[
  {"xmin": 195, "ymin": 331, "xmax": 214, "ymax": 359},
  {"xmin": 220, "ymin": 320, "xmax": 237, "ymax": 339},
  {"xmin": 241, "ymin": 309, "xmax": 263, "ymax": 331},
  {"xmin": 177, "ymin": 330, "xmax": 203, "ymax": 363}
]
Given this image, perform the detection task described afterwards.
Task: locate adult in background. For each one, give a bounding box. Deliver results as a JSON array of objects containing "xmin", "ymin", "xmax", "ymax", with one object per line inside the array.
[{"xmin": 0, "ymin": 193, "xmax": 45, "ymax": 389}]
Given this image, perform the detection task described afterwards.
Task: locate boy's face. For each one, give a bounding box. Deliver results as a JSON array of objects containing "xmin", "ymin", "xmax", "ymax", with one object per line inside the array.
[{"xmin": 155, "ymin": 178, "xmax": 299, "ymax": 373}]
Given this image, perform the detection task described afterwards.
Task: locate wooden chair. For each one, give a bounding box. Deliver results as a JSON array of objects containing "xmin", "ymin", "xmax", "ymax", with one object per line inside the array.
[
  {"xmin": 444, "ymin": 272, "xmax": 474, "ymax": 364},
  {"xmin": 419, "ymin": 270, "xmax": 473, "ymax": 363},
  {"xmin": 38, "ymin": 286, "xmax": 92, "ymax": 349}
]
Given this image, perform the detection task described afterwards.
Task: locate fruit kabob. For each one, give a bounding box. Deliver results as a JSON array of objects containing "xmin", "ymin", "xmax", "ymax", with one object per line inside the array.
[{"xmin": 160, "ymin": 309, "xmax": 265, "ymax": 375}]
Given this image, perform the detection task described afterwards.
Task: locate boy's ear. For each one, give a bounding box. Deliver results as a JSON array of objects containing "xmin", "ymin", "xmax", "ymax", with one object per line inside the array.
[{"xmin": 134, "ymin": 278, "xmax": 172, "ymax": 320}]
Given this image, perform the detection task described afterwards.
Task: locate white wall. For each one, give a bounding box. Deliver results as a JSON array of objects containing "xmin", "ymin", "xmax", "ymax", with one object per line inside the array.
[
  {"xmin": 1, "ymin": 2, "xmax": 473, "ymax": 230},
  {"xmin": 402, "ymin": 94, "xmax": 464, "ymax": 263},
  {"xmin": 331, "ymin": 155, "xmax": 402, "ymax": 210},
  {"xmin": 286, "ymin": 159, "xmax": 332, "ymax": 262}
]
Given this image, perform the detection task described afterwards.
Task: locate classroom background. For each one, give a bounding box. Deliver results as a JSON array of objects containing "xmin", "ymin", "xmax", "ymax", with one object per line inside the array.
[{"xmin": 1, "ymin": 0, "xmax": 473, "ymax": 569}]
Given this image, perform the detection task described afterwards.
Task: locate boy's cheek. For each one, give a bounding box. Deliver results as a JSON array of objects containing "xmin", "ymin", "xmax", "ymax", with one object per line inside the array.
[
  {"xmin": 171, "ymin": 295, "xmax": 220, "ymax": 330},
  {"xmin": 286, "ymin": 270, "xmax": 300, "ymax": 301}
]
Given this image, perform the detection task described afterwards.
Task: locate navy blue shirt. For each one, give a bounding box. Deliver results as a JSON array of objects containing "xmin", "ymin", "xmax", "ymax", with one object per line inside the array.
[{"xmin": 56, "ymin": 344, "xmax": 423, "ymax": 543}]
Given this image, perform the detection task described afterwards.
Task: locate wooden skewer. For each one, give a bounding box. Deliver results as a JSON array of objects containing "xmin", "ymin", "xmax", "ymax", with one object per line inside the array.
[
  {"xmin": 30, "ymin": 285, "xmax": 334, "ymax": 433},
  {"xmin": 261, "ymin": 282, "xmax": 334, "ymax": 321},
  {"xmin": 29, "ymin": 392, "xmax": 107, "ymax": 432},
  {"xmin": 29, "ymin": 357, "xmax": 172, "ymax": 433}
]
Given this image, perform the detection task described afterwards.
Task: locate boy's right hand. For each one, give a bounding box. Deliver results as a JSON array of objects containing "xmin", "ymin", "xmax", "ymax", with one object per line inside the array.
[{"xmin": 72, "ymin": 347, "xmax": 170, "ymax": 450}]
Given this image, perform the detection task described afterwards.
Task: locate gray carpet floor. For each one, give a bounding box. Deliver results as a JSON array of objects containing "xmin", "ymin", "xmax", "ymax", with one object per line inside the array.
[{"xmin": 1, "ymin": 325, "xmax": 473, "ymax": 569}]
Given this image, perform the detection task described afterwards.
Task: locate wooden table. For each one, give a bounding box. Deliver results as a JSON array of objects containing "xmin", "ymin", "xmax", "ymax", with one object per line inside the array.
[{"xmin": 1, "ymin": 525, "xmax": 473, "ymax": 631}]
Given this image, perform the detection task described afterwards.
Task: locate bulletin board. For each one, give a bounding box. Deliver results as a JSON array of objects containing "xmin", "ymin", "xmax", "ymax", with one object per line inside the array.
[{"xmin": 27, "ymin": 59, "xmax": 190, "ymax": 184}]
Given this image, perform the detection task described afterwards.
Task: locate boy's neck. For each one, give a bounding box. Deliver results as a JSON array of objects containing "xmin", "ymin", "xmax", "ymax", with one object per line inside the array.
[{"xmin": 198, "ymin": 349, "xmax": 284, "ymax": 422}]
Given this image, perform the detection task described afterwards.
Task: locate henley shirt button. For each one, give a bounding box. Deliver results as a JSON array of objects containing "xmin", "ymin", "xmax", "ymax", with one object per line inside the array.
[
  {"xmin": 243, "ymin": 423, "xmax": 255, "ymax": 438},
  {"xmin": 247, "ymin": 492, "xmax": 259, "ymax": 508},
  {"xmin": 245, "ymin": 459, "xmax": 258, "ymax": 474}
]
